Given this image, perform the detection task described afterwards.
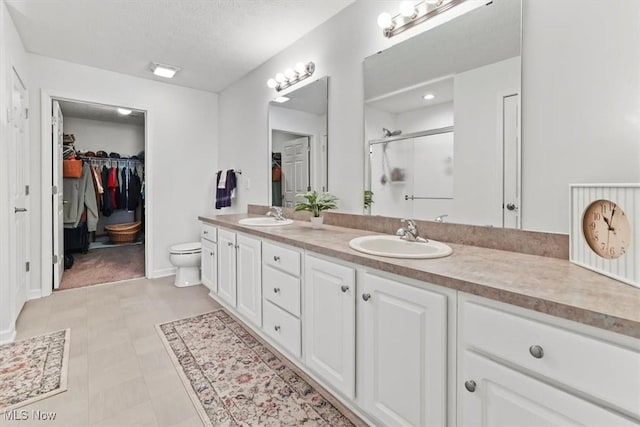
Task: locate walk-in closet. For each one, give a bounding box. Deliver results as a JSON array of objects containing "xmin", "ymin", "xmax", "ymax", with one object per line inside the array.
[{"xmin": 55, "ymin": 100, "xmax": 146, "ymax": 290}]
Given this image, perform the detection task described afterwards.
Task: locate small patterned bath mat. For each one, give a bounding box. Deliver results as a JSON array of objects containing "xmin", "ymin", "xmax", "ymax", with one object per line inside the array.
[
  {"xmin": 0, "ymin": 329, "xmax": 70, "ymax": 413},
  {"xmin": 157, "ymin": 310, "xmax": 365, "ymax": 426}
]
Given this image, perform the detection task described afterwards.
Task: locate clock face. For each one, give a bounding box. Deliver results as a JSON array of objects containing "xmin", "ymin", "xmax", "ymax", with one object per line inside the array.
[{"xmin": 582, "ymin": 199, "xmax": 632, "ymax": 259}]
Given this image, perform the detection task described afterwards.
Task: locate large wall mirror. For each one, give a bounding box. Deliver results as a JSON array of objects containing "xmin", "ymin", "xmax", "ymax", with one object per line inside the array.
[
  {"xmin": 269, "ymin": 77, "xmax": 328, "ymax": 207},
  {"xmin": 364, "ymin": 0, "xmax": 521, "ymax": 228}
]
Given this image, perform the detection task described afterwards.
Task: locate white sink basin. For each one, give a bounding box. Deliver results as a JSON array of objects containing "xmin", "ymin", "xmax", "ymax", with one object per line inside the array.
[
  {"xmin": 349, "ymin": 235, "xmax": 452, "ymax": 259},
  {"xmin": 238, "ymin": 217, "xmax": 294, "ymax": 227}
]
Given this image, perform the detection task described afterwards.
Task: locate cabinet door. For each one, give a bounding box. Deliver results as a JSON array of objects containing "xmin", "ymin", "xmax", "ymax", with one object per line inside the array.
[
  {"xmin": 459, "ymin": 350, "xmax": 637, "ymax": 427},
  {"xmin": 359, "ymin": 272, "xmax": 447, "ymax": 427},
  {"xmin": 201, "ymin": 238, "xmax": 217, "ymax": 292},
  {"xmin": 217, "ymin": 229, "xmax": 236, "ymax": 307},
  {"xmin": 304, "ymin": 255, "xmax": 355, "ymax": 399},
  {"xmin": 236, "ymin": 234, "xmax": 262, "ymax": 327}
]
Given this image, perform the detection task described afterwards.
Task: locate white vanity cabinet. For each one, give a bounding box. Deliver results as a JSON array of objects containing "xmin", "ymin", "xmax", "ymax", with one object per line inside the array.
[
  {"xmin": 200, "ymin": 224, "xmax": 217, "ymax": 293},
  {"xmin": 458, "ymin": 294, "xmax": 640, "ymax": 426},
  {"xmin": 358, "ymin": 271, "xmax": 450, "ymax": 427},
  {"xmin": 216, "ymin": 228, "xmax": 262, "ymax": 327},
  {"xmin": 303, "ymin": 254, "xmax": 356, "ymax": 399}
]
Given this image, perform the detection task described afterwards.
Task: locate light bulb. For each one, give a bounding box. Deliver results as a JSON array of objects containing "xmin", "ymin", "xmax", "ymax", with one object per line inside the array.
[
  {"xmin": 267, "ymin": 78, "xmax": 277, "ymax": 88},
  {"xmin": 377, "ymin": 12, "xmax": 393, "ymax": 29},
  {"xmin": 423, "ymin": 93, "xmax": 435, "ymax": 100},
  {"xmin": 399, "ymin": 1, "xmax": 415, "ymax": 17},
  {"xmin": 294, "ymin": 62, "xmax": 307, "ymax": 74},
  {"xmin": 284, "ymin": 68, "xmax": 296, "ymax": 79},
  {"xmin": 275, "ymin": 73, "xmax": 286, "ymax": 83}
]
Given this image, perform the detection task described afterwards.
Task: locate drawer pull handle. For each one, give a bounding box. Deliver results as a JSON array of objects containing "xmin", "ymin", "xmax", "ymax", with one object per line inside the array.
[
  {"xmin": 203, "ymin": 230, "xmax": 208, "ymax": 234},
  {"xmin": 274, "ymin": 325, "xmax": 281, "ymax": 332},
  {"xmin": 341, "ymin": 285, "xmax": 349, "ymax": 293},
  {"xmin": 210, "ymin": 251, "xmax": 214, "ymax": 256},
  {"xmin": 273, "ymin": 255, "xmax": 280, "ymax": 262},
  {"xmin": 529, "ymin": 345, "xmax": 544, "ymax": 359},
  {"xmin": 227, "ymin": 242, "xmax": 233, "ymax": 247},
  {"xmin": 464, "ymin": 380, "xmax": 477, "ymax": 393},
  {"xmin": 273, "ymin": 287, "xmax": 280, "ymax": 294},
  {"xmin": 362, "ymin": 293, "xmax": 371, "ymax": 301}
]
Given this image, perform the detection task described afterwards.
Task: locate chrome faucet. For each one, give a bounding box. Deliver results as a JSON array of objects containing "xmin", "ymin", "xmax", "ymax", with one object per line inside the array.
[
  {"xmin": 266, "ymin": 206, "xmax": 285, "ymax": 221},
  {"xmin": 435, "ymin": 214, "xmax": 449, "ymax": 223},
  {"xmin": 396, "ymin": 219, "xmax": 428, "ymax": 243}
]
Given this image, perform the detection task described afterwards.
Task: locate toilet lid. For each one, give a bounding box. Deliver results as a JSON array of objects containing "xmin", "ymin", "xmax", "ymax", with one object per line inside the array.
[{"xmin": 170, "ymin": 242, "xmax": 202, "ymax": 254}]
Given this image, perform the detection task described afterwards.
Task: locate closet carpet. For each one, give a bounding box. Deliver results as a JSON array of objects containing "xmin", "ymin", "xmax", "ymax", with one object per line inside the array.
[{"xmin": 59, "ymin": 244, "xmax": 145, "ymax": 290}]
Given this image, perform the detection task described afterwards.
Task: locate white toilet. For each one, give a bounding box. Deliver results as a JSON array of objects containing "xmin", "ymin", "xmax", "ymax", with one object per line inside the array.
[{"xmin": 169, "ymin": 242, "xmax": 202, "ymax": 287}]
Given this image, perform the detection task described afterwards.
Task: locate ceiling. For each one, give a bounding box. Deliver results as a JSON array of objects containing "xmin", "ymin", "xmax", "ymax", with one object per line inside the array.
[
  {"xmin": 6, "ymin": 0, "xmax": 355, "ymax": 93},
  {"xmin": 367, "ymin": 76, "xmax": 454, "ymax": 114},
  {"xmin": 58, "ymin": 100, "xmax": 145, "ymax": 125}
]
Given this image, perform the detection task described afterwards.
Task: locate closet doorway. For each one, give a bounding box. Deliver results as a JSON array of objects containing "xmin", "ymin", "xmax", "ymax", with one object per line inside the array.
[{"xmin": 52, "ymin": 99, "xmax": 147, "ymax": 290}]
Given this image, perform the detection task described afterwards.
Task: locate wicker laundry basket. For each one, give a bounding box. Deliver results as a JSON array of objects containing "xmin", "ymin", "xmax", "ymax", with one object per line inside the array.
[{"xmin": 104, "ymin": 221, "xmax": 141, "ymax": 244}]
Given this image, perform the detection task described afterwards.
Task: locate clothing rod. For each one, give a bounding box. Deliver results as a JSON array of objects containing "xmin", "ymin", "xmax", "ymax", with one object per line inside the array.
[
  {"xmin": 369, "ymin": 126, "xmax": 454, "ymax": 145},
  {"xmin": 77, "ymin": 155, "xmax": 142, "ymax": 164}
]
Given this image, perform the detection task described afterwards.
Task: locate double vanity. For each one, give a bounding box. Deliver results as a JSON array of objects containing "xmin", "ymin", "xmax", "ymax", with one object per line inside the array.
[{"xmin": 198, "ymin": 211, "xmax": 640, "ymax": 426}]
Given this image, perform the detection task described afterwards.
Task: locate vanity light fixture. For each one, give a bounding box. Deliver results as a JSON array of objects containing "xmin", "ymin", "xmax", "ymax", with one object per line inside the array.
[
  {"xmin": 423, "ymin": 93, "xmax": 435, "ymax": 100},
  {"xmin": 377, "ymin": 0, "xmax": 487, "ymax": 38},
  {"xmin": 266, "ymin": 61, "xmax": 315, "ymax": 92},
  {"xmin": 150, "ymin": 62, "xmax": 180, "ymax": 79},
  {"xmin": 117, "ymin": 108, "xmax": 132, "ymax": 115}
]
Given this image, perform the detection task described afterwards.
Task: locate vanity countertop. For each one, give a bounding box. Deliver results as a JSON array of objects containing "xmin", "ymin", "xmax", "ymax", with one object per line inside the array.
[{"xmin": 199, "ymin": 214, "xmax": 640, "ymax": 340}]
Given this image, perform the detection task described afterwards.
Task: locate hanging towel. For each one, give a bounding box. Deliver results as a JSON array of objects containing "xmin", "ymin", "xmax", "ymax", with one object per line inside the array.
[
  {"xmin": 218, "ymin": 169, "xmax": 230, "ymax": 189},
  {"xmin": 215, "ymin": 169, "xmax": 236, "ymax": 209}
]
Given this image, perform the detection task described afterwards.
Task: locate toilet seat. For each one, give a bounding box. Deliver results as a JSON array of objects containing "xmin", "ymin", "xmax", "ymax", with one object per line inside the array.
[{"xmin": 170, "ymin": 242, "xmax": 202, "ymax": 255}]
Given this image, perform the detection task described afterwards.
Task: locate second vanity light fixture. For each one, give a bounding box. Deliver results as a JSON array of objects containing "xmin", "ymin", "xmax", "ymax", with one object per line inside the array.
[
  {"xmin": 378, "ymin": 0, "xmax": 478, "ymax": 38},
  {"xmin": 266, "ymin": 61, "xmax": 315, "ymax": 92}
]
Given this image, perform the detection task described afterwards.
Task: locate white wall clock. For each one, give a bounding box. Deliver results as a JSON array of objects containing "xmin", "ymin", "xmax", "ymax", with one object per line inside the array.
[{"xmin": 570, "ymin": 184, "xmax": 640, "ymax": 288}]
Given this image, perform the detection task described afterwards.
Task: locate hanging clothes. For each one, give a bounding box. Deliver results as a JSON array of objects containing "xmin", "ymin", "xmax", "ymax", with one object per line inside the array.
[
  {"xmin": 101, "ymin": 165, "xmax": 113, "ymax": 216},
  {"xmin": 128, "ymin": 168, "xmax": 141, "ymax": 210},
  {"xmin": 120, "ymin": 166, "xmax": 128, "ymax": 209},
  {"xmin": 63, "ymin": 163, "xmax": 99, "ymax": 232}
]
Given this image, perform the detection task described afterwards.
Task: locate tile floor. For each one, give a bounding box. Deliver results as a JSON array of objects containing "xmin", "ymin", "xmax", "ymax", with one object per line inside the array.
[{"xmin": 1, "ymin": 277, "xmax": 221, "ymax": 427}]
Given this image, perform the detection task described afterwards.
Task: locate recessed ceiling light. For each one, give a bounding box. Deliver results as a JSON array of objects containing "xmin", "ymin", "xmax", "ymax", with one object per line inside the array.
[
  {"xmin": 273, "ymin": 96, "xmax": 290, "ymax": 103},
  {"xmin": 117, "ymin": 108, "xmax": 132, "ymax": 115},
  {"xmin": 150, "ymin": 62, "xmax": 180, "ymax": 79},
  {"xmin": 423, "ymin": 93, "xmax": 435, "ymax": 100}
]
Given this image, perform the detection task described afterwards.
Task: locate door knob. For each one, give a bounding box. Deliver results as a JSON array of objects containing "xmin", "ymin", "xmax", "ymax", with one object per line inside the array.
[
  {"xmin": 362, "ymin": 293, "xmax": 371, "ymax": 301},
  {"xmin": 273, "ymin": 255, "xmax": 280, "ymax": 262},
  {"xmin": 341, "ymin": 285, "xmax": 349, "ymax": 293},
  {"xmin": 529, "ymin": 345, "xmax": 544, "ymax": 359},
  {"xmin": 506, "ymin": 203, "xmax": 518, "ymax": 211},
  {"xmin": 273, "ymin": 287, "xmax": 280, "ymax": 294},
  {"xmin": 464, "ymin": 380, "xmax": 477, "ymax": 392},
  {"xmin": 14, "ymin": 207, "xmax": 27, "ymax": 213},
  {"xmin": 274, "ymin": 325, "xmax": 281, "ymax": 332},
  {"xmin": 227, "ymin": 242, "xmax": 233, "ymax": 247}
]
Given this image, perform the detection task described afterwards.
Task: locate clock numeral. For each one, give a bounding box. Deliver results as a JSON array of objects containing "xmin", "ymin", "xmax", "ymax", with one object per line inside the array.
[
  {"xmin": 600, "ymin": 203, "xmax": 609, "ymax": 214},
  {"xmin": 593, "ymin": 231, "xmax": 599, "ymax": 241},
  {"xmin": 609, "ymin": 247, "xmax": 616, "ymax": 257},
  {"xmin": 600, "ymin": 242, "xmax": 605, "ymax": 250},
  {"xmin": 621, "ymin": 246, "xmax": 626, "ymax": 255},
  {"xmin": 593, "ymin": 212, "xmax": 601, "ymax": 221},
  {"xmin": 590, "ymin": 222, "xmax": 596, "ymax": 230}
]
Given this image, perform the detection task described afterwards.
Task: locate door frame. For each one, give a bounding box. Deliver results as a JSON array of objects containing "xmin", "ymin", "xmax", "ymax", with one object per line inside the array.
[
  {"xmin": 269, "ymin": 128, "xmax": 313, "ymax": 207},
  {"xmin": 40, "ymin": 89, "xmax": 152, "ymax": 297}
]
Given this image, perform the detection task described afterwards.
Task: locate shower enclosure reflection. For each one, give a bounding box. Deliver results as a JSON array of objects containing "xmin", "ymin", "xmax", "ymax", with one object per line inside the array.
[{"xmin": 268, "ymin": 77, "xmax": 328, "ymax": 207}]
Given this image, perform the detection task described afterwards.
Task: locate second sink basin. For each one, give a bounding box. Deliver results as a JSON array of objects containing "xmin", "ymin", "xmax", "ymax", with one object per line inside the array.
[
  {"xmin": 349, "ymin": 235, "xmax": 452, "ymax": 259},
  {"xmin": 238, "ymin": 217, "xmax": 294, "ymax": 227}
]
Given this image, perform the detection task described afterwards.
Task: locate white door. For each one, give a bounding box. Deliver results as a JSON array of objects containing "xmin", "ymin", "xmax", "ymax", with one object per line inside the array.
[
  {"xmin": 52, "ymin": 100, "xmax": 64, "ymax": 288},
  {"xmin": 217, "ymin": 229, "xmax": 237, "ymax": 307},
  {"xmin": 359, "ymin": 272, "xmax": 448, "ymax": 427},
  {"xmin": 236, "ymin": 234, "xmax": 262, "ymax": 326},
  {"xmin": 502, "ymin": 94, "xmax": 520, "ymax": 229},
  {"xmin": 201, "ymin": 238, "xmax": 217, "ymax": 293},
  {"xmin": 282, "ymin": 137, "xmax": 309, "ymax": 208},
  {"xmin": 9, "ymin": 68, "xmax": 29, "ymax": 319},
  {"xmin": 304, "ymin": 255, "xmax": 355, "ymax": 399},
  {"xmin": 459, "ymin": 350, "xmax": 636, "ymax": 427}
]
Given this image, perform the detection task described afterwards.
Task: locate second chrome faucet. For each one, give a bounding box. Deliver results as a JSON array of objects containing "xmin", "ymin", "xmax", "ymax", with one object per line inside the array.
[{"xmin": 396, "ymin": 219, "xmax": 428, "ymax": 243}]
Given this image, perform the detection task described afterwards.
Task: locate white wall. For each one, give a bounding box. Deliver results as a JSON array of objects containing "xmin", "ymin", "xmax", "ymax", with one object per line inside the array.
[
  {"xmin": 396, "ymin": 102, "xmax": 454, "ymax": 134},
  {"xmin": 453, "ymin": 56, "xmax": 520, "ymax": 226},
  {"xmin": 522, "ymin": 0, "xmax": 640, "ymax": 232},
  {"xmin": 0, "ymin": 0, "xmax": 29, "ymax": 341},
  {"xmin": 28, "ymin": 53, "xmax": 218, "ymax": 292},
  {"xmin": 63, "ymin": 116, "xmax": 144, "ymax": 156},
  {"xmin": 218, "ymin": 0, "xmax": 640, "ymax": 234}
]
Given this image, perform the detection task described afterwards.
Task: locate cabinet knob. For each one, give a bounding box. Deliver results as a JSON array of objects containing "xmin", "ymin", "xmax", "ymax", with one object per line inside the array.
[
  {"xmin": 273, "ymin": 255, "xmax": 280, "ymax": 262},
  {"xmin": 227, "ymin": 242, "xmax": 233, "ymax": 247},
  {"xmin": 341, "ymin": 285, "xmax": 349, "ymax": 293},
  {"xmin": 273, "ymin": 287, "xmax": 280, "ymax": 294},
  {"xmin": 203, "ymin": 230, "xmax": 208, "ymax": 234},
  {"xmin": 274, "ymin": 325, "xmax": 281, "ymax": 332},
  {"xmin": 210, "ymin": 251, "xmax": 214, "ymax": 256},
  {"xmin": 464, "ymin": 380, "xmax": 477, "ymax": 393},
  {"xmin": 362, "ymin": 293, "xmax": 371, "ymax": 301},
  {"xmin": 529, "ymin": 345, "xmax": 544, "ymax": 359}
]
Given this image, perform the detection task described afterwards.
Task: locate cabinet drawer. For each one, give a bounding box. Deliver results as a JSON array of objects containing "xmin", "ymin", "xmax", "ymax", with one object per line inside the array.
[
  {"xmin": 263, "ymin": 300, "xmax": 301, "ymax": 358},
  {"xmin": 201, "ymin": 223, "xmax": 217, "ymax": 242},
  {"xmin": 263, "ymin": 266, "xmax": 300, "ymax": 317},
  {"xmin": 262, "ymin": 242, "xmax": 300, "ymax": 277},
  {"xmin": 461, "ymin": 299, "xmax": 640, "ymax": 418}
]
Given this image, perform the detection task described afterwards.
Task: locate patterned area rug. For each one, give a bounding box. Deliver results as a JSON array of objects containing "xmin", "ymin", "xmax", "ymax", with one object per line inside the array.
[
  {"xmin": 0, "ymin": 329, "xmax": 70, "ymax": 413},
  {"xmin": 157, "ymin": 310, "xmax": 365, "ymax": 426}
]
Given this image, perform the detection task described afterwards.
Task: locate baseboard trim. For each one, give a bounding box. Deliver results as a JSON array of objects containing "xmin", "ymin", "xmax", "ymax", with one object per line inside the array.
[
  {"xmin": 149, "ymin": 267, "xmax": 176, "ymax": 279},
  {"xmin": 0, "ymin": 326, "xmax": 16, "ymax": 344},
  {"xmin": 28, "ymin": 288, "xmax": 42, "ymax": 300}
]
